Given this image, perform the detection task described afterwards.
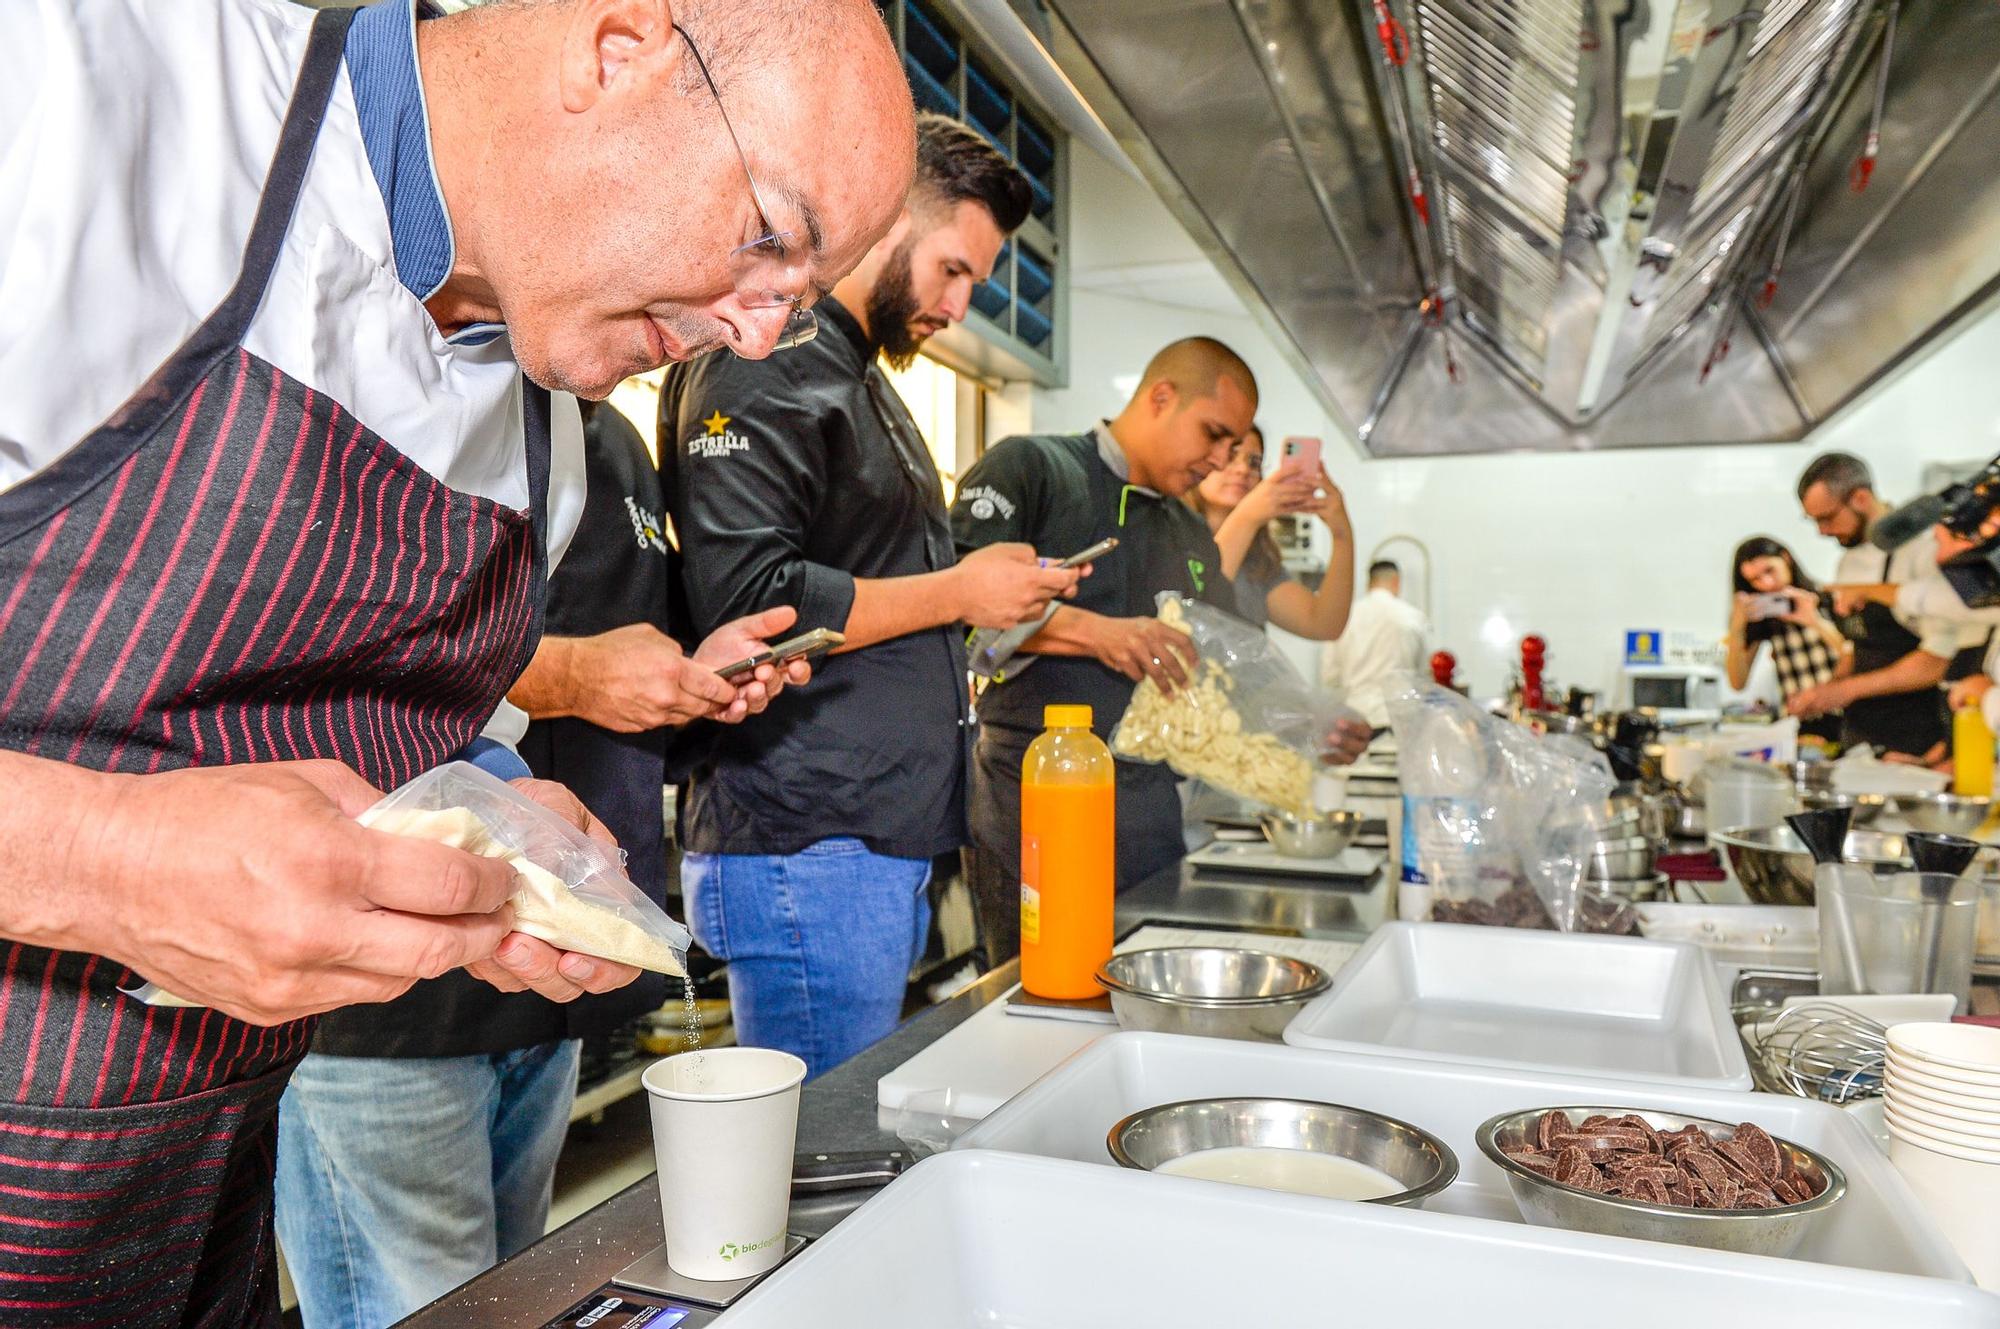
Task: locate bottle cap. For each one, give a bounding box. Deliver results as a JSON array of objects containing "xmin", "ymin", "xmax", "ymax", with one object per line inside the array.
[{"xmin": 1044, "ymin": 704, "xmax": 1092, "ymax": 729}]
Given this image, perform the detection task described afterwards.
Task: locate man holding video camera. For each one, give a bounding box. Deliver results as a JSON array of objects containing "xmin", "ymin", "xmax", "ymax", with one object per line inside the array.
[
  {"xmin": 1790, "ymin": 453, "xmax": 1977, "ymax": 758},
  {"xmin": 1833, "ymin": 455, "xmax": 2000, "ymax": 747}
]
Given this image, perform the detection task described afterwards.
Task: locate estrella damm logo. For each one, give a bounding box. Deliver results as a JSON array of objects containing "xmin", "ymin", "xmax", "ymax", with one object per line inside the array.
[{"xmin": 687, "ymin": 408, "xmax": 752, "ymax": 460}]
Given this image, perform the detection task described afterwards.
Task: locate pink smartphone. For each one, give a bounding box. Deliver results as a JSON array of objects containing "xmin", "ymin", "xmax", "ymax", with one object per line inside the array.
[{"xmin": 1280, "ymin": 436, "xmax": 1322, "ymax": 479}]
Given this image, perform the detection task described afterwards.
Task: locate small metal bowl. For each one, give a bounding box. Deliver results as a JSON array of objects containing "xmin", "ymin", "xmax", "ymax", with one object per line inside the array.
[
  {"xmin": 1095, "ymin": 948, "xmax": 1330, "ymax": 1042},
  {"xmin": 1896, "ymin": 791, "xmax": 1994, "ymax": 836},
  {"xmin": 1110, "ymin": 1097, "xmax": 1458, "ymax": 1209},
  {"xmin": 1259, "ymin": 809, "xmax": 1362, "ymax": 859},
  {"xmin": 1802, "ymin": 788, "xmax": 1888, "ymax": 827},
  {"xmin": 1477, "ymin": 1106, "xmax": 1846, "ymax": 1258},
  {"xmin": 1583, "ymin": 873, "xmax": 1668, "ymax": 904},
  {"xmin": 1586, "ymin": 834, "xmax": 1656, "ymax": 881}
]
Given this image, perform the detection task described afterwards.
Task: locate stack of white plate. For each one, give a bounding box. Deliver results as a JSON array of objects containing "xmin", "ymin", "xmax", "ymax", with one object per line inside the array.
[{"xmin": 1885, "ymin": 1022, "xmax": 2000, "ymax": 1287}]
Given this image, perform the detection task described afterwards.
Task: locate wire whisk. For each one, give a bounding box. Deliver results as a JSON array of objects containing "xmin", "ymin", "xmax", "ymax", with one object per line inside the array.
[{"xmin": 1738, "ymin": 1001, "xmax": 1888, "ymax": 1104}]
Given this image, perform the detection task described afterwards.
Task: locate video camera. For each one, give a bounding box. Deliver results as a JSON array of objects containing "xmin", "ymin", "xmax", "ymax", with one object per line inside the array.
[{"xmin": 1870, "ymin": 453, "xmax": 2000, "ymax": 608}]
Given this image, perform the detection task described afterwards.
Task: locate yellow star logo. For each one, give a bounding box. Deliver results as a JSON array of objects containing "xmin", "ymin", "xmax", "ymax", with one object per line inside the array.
[{"xmin": 701, "ymin": 410, "xmax": 731, "ymax": 437}]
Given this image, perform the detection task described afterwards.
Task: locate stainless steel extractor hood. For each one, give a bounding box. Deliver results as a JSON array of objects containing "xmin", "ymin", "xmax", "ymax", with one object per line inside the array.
[{"xmin": 1024, "ymin": 0, "xmax": 2000, "ymax": 455}]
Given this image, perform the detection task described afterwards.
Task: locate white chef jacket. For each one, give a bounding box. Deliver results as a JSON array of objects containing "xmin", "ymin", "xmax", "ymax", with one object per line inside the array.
[
  {"xmin": 1833, "ymin": 524, "xmax": 1970, "ymax": 661},
  {"xmin": 1320, "ymin": 587, "xmax": 1429, "ymax": 727},
  {"xmin": 0, "ymin": 0, "xmax": 583, "ymax": 747}
]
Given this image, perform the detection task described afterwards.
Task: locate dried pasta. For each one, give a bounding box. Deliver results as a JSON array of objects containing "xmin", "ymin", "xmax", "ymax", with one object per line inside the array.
[{"xmin": 1111, "ymin": 599, "xmax": 1316, "ymax": 814}]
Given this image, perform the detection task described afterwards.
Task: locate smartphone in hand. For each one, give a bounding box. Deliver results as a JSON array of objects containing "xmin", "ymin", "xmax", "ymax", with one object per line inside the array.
[
  {"xmin": 1746, "ymin": 591, "xmax": 1793, "ymax": 622},
  {"xmin": 1280, "ymin": 436, "xmax": 1322, "ymax": 480},
  {"xmin": 716, "ymin": 628, "xmax": 845, "ymax": 681}
]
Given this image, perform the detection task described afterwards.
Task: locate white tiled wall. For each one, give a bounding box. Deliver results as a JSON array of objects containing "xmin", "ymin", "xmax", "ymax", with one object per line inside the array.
[{"xmin": 1031, "ymin": 144, "xmax": 2000, "ymax": 701}]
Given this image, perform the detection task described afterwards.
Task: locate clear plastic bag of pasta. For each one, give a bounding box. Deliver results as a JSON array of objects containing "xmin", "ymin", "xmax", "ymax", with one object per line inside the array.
[
  {"xmin": 1108, "ymin": 594, "xmax": 1342, "ymax": 815},
  {"xmin": 125, "ymin": 761, "xmax": 690, "ymax": 1008}
]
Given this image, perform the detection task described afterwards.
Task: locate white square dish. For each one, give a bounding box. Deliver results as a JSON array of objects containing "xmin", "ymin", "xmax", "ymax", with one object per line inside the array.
[{"xmin": 1282, "ymin": 921, "xmax": 1752, "ymax": 1089}]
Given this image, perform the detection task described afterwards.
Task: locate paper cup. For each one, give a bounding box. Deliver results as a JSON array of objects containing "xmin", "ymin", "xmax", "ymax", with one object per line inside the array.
[
  {"xmin": 1886, "ymin": 1098, "xmax": 2000, "ymax": 1151},
  {"xmin": 1887, "ymin": 1022, "xmax": 2000, "ymax": 1076},
  {"xmin": 1889, "ymin": 1131, "xmax": 2000, "ymax": 1288},
  {"xmin": 1880, "ymin": 1048, "xmax": 2000, "ymax": 1096},
  {"xmin": 1888, "ymin": 1078, "xmax": 2000, "ymax": 1128},
  {"xmin": 644, "ymin": 1047, "xmax": 807, "ymax": 1281}
]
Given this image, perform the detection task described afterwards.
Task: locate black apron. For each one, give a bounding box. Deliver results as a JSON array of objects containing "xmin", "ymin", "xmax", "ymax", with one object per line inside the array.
[
  {"xmin": 966, "ymin": 451, "xmax": 1190, "ymax": 964},
  {"xmin": 0, "ymin": 10, "xmax": 549, "ymax": 1321},
  {"xmin": 1839, "ymin": 585, "xmax": 1948, "ymax": 757}
]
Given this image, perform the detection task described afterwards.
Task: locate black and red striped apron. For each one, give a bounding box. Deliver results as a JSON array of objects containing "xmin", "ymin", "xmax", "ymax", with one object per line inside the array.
[{"xmin": 0, "ymin": 10, "xmax": 549, "ymax": 1323}]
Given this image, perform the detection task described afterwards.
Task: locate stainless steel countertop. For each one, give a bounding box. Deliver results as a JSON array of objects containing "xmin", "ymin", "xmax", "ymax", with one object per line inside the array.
[{"xmin": 398, "ymin": 854, "xmax": 1386, "ymax": 1325}]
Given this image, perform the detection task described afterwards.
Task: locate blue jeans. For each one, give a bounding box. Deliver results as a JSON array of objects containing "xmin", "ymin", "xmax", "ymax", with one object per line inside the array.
[
  {"xmin": 275, "ymin": 1040, "xmax": 580, "ymax": 1329},
  {"xmin": 683, "ymin": 838, "xmax": 932, "ymax": 1079}
]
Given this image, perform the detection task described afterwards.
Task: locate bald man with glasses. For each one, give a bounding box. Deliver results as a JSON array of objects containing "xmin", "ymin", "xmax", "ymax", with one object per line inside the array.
[{"xmin": 0, "ymin": 0, "xmax": 916, "ymax": 1316}]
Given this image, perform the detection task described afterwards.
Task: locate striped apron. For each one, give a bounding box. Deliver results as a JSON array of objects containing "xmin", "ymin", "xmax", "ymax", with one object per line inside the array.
[{"xmin": 0, "ymin": 9, "xmax": 547, "ymax": 1322}]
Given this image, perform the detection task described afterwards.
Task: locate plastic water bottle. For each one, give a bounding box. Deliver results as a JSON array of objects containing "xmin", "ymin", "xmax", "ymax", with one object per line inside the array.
[{"xmin": 1021, "ymin": 704, "xmax": 1115, "ymax": 999}]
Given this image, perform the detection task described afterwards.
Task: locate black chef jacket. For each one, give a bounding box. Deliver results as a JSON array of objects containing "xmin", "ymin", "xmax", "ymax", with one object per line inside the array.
[
  {"xmin": 950, "ymin": 426, "xmax": 1234, "ymax": 926},
  {"xmin": 657, "ymin": 297, "xmax": 972, "ymax": 861},
  {"xmin": 950, "ymin": 426, "xmax": 1236, "ymax": 746},
  {"xmin": 313, "ymin": 401, "xmax": 673, "ymax": 1058}
]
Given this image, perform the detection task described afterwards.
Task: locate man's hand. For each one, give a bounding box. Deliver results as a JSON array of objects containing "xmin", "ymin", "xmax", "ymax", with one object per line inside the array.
[
  {"xmin": 559, "ymin": 625, "xmax": 740, "ymax": 731},
  {"xmin": 1950, "ymin": 674, "xmax": 1995, "ymax": 712},
  {"xmin": 1828, "ymin": 584, "xmax": 1894, "ymax": 617},
  {"xmin": 1883, "ymin": 742, "xmax": 1951, "ymax": 773},
  {"xmin": 1086, "ymin": 616, "xmax": 1199, "ymax": 693},
  {"xmin": 463, "ymin": 778, "xmax": 644, "ymax": 1002},
  {"xmin": 692, "ymin": 605, "xmax": 812, "ymax": 720},
  {"xmin": 1320, "ymin": 713, "xmax": 1371, "ymax": 767},
  {"xmin": 83, "ymin": 761, "xmax": 525, "ymax": 1025},
  {"xmin": 1787, "ymin": 678, "xmax": 1853, "ymax": 719},
  {"xmin": 949, "ymin": 543, "xmax": 1083, "ymax": 630}
]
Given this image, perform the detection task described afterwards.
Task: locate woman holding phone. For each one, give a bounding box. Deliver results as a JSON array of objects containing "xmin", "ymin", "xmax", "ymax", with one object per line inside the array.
[
  {"xmin": 1727, "ymin": 535, "xmax": 1849, "ymax": 744},
  {"xmin": 1190, "ymin": 426, "xmax": 1356, "ymax": 638}
]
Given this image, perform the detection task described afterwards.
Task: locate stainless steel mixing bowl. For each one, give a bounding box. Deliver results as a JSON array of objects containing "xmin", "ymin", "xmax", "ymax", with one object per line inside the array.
[
  {"xmin": 1095, "ymin": 948, "xmax": 1330, "ymax": 1041},
  {"xmin": 1110, "ymin": 1097, "xmax": 1458, "ymax": 1209},
  {"xmin": 1712, "ymin": 825, "xmax": 1911, "ymax": 906},
  {"xmin": 1801, "ymin": 788, "xmax": 1887, "ymax": 827},
  {"xmin": 1258, "ymin": 809, "xmax": 1362, "ymax": 859},
  {"xmin": 1895, "ymin": 791, "xmax": 1994, "ymax": 835},
  {"xmin": 1477, "ymin": 1106, "xmax": 1845, "ymax": 1258}
]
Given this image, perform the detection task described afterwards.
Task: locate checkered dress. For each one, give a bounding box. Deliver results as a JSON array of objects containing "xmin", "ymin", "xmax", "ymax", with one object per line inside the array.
[{"xmin": 1764, "ymin": 620, "xmax": 1841, "ymax": 701}]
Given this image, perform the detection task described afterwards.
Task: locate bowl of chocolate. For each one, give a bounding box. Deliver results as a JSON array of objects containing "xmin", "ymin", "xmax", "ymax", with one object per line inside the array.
[{"xmin": 1477, "ymin": 1107, "xmax": 1845, "ymax": 1257}]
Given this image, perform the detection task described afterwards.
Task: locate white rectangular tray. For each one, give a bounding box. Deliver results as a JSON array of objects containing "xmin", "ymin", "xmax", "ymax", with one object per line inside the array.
[
  {"xmin": 1185, "ymin": 839, "xmax": 1383, "ymax": 881},
  {"xmin": 1636, "ymin": 901, "xmax": 1818, "ymax": 971},
  {"xmin": 718, "ymin": 1151, "xmax": 1998, "ymax": 1327},
  {"xmin": 1283, "ymin": 921, "xmax": 1753, "ymax": 1089},
  {"xmin": 953, "ymin": 1032, "xmax": 1967, "ymax": 1283}
]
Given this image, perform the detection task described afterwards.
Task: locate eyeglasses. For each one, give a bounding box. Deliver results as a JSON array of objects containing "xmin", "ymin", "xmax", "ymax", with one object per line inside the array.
[{"xmin": 675, "ymin": 23, "xmax": 817, "ymax": 352}]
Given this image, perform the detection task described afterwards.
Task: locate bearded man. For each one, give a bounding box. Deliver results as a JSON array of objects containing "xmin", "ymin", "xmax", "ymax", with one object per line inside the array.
[{"xmin": 658, "ymin": 113, "xmax": 1075, "ymax": 1073}]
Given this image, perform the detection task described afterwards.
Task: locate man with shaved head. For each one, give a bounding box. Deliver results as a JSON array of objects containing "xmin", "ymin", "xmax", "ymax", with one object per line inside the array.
[
  {"xmin": 949, "ymin": 338, "xmax": 1258, "ymax": 963},
  {"xmin": 0, "ymin": 0, "xmax": 912, "ymax": 1316}
]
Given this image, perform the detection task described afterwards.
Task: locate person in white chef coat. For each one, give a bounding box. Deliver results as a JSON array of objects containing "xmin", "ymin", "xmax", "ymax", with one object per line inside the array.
[
  {"xmin": 1321, "ymin": 560, "xmax": 1429, "ymax": 728},
  {"xmin": 0, "ymin": 0, "xmax": 916, "ymax": 1319}
]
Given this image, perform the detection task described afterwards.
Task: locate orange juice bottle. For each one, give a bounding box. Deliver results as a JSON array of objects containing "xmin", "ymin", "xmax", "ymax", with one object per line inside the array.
[
  {"xmin": 1955, "ymin": 705, "xmax": 1995, "ymax": 797},
  {"xmin": 1020, "ymin": 704, "xmax": 1116, "ymax": 999}
]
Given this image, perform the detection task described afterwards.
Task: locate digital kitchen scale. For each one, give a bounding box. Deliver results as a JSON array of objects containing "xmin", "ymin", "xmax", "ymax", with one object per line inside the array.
[{"xmin": 609, "ymin": 1234, "xmax": 810, "ymax": 1312}]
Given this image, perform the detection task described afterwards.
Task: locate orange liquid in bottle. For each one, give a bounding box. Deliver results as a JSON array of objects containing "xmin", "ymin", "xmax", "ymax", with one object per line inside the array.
[{"xmin": 1021, "ymin": 705, "xmax": 1116, "ymax": 1000}]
